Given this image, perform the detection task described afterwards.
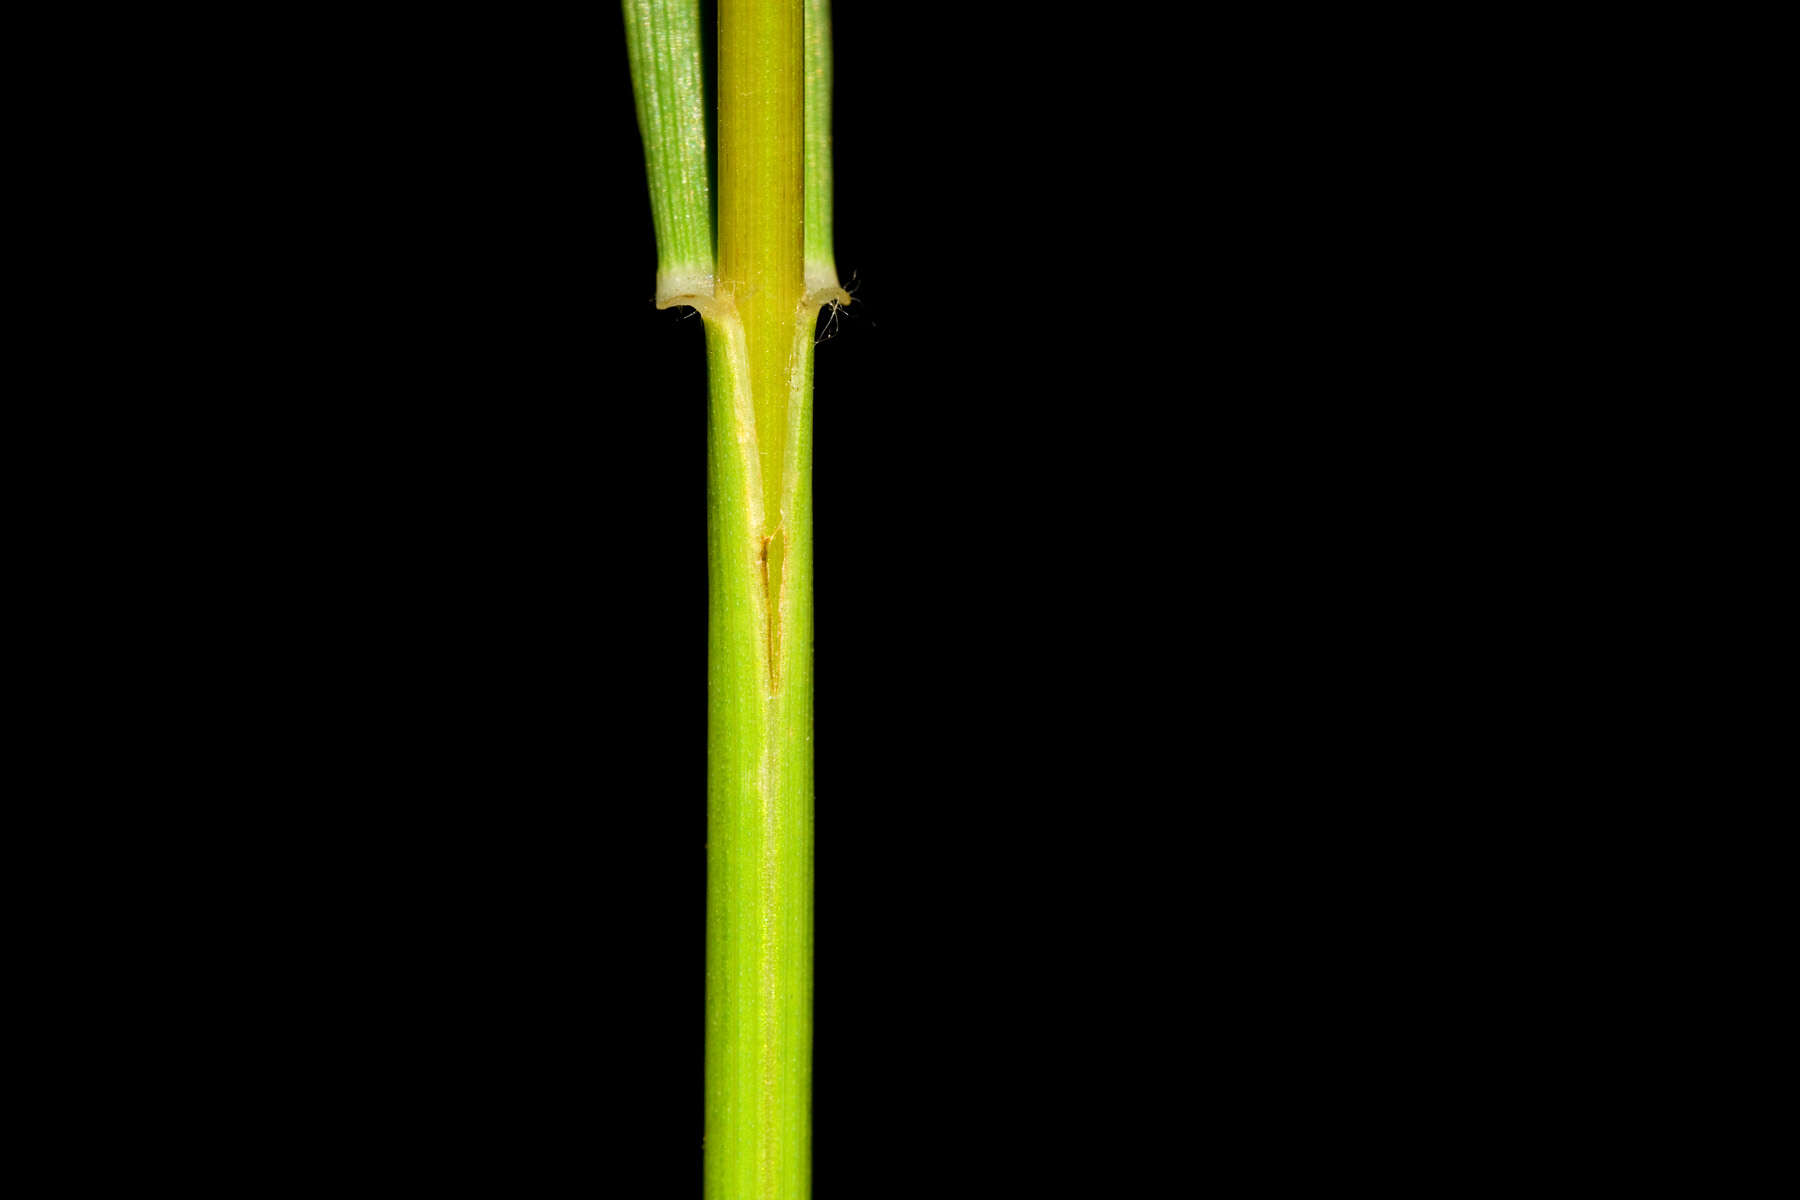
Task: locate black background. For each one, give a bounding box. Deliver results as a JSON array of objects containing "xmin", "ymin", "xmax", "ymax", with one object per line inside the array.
[
  {"xmin": 71, "ymin": 5, "xmax": 1318, "ymax": 1191},
  {"xmin": 293, "ymin": 6, "xmax": 1199, "ymax": 1189},
  {"xmin": 584, "ymin": 8, "xmax": 1182, "ymax": 1191},
  {"xmin": 23, "ymin": 3, "xmax": 1703, "ymax": 1189}
]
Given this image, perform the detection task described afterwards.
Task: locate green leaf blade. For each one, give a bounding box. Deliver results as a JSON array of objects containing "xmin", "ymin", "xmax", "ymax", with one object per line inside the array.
[{"xmin": 623, "ymin": 0, "xmax": 714, "ymax": 301}]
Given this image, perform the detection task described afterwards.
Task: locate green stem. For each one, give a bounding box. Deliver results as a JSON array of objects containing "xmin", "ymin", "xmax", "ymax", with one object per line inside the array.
[
  {"xmin": 702, "ymin": 311, "xmax": 816, "ymax": 1200},
  {"xmin": 626, "ymin": 3, "xmax": 842, "ymax": 1195},
  {"xmin": 717, "ymin": 0, "xmax": 803, "ymax": 528},
  {"xmin": 707, "ymin": 5, "xmax": 817, "ymax": 1196}
]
